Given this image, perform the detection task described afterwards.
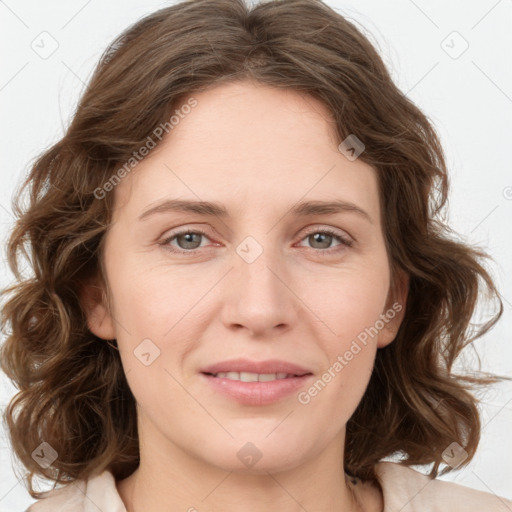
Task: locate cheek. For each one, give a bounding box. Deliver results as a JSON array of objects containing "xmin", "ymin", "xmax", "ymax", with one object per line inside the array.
[
  {"xmin": 297, "ymin": 322, "xmax": 378, "ymax": 433},
  {"xmin": 298, "ymin": 261, "xmax": 390, "ymax": 343},
  {"xmin": 108, "ymin": 258, "xmax": 211, "ymax": 339},
  {"xmin": 296, "ymin": 263, "xmax": 389, "ymax": 401},
  {"xmin": 106, "ymin": 261, "xmax": 214, "ymax": 403}
]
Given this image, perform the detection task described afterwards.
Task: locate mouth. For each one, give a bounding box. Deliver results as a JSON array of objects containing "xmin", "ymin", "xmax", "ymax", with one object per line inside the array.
[
  {"xmin": 202, "ymin": 371, "xmax": 308, "ymax": 382},
  {"xmin": 199, "ymin": 359, "xmax": 314, "ymax": 405},
  {"xmin": 200, "ymin": 358, "xmax": 312, "ymax": 377}
]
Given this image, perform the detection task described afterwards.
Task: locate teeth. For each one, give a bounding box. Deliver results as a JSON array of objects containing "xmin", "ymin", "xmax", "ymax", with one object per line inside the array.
[{"xmin": 214, "ymin": 371, "xmax": 294, "ymax": 382}]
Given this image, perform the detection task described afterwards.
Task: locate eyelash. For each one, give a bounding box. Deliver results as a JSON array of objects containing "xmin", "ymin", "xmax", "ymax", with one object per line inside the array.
[{"xmin": 160, "ymin": 227, "xmax": 353, "ymax": 255}]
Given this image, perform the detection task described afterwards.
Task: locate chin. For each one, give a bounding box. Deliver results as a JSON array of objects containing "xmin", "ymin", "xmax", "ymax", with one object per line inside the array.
[{"xmin": 199, "ymin": 434, "xmax": 315, "ymax": 475}]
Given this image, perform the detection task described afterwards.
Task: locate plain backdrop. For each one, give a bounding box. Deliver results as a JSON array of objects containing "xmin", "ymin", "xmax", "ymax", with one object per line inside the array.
[{"xmin": 0, "ymin": 0, "xmax": 511, "ymax": 510}]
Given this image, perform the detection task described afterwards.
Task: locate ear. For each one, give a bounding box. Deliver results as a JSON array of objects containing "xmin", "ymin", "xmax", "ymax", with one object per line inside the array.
[
  {"xmin": 79, "ymin": 276, "xmax": 116, "ymax": 340},
  {"xmin": 377, "ymin": 270, "xmax": 409, "ymax": 348}
]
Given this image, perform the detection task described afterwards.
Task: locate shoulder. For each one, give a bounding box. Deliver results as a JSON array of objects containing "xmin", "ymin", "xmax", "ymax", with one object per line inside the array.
[
  {"xmin": 375, "ymin": 461, "xmax": 512, "ymax": 512},
  {"xmin": 26, "ymin": 470, "xmax": 126, "ymax": 512},
  {"xmin": 26, "ymin": 478, "xmax": 87, "ymax": 512}
]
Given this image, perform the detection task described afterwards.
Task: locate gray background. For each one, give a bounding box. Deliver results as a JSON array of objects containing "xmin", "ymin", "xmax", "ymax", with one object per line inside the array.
[{"xmin": 1, "ymin": 0, "xmax": 511, "ymax": 510}]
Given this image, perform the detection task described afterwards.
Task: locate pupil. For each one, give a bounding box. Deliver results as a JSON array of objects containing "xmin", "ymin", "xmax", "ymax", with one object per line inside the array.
[
  {"xmin": 312, "ymin": 233, "xmax": 331, "ymax": 248},
  {"xmin": 179, "ymin": 233, "xmax": 200, "ymax": 249}
]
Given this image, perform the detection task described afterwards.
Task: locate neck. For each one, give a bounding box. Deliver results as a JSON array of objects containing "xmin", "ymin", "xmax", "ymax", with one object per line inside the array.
[{"xmin": 116, "ymin": 419, "xmax": 381, "ymax": 512}]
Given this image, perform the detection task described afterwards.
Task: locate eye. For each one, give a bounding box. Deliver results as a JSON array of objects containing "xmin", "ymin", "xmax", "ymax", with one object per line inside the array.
[
  {"xmin": 296, "ymin": 227, "xmax": 353, "ymax": 253},
  {"xmin": 160, "ymin": 229, "xmax": 213, "ymax": 253},
  {"xmin": 160, "ymin": 227, "xmax": 353, "ymax": 255}
]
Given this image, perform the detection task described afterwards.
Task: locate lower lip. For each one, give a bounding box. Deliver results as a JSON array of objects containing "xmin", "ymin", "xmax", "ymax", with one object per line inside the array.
[{"xmin": 201, "ymin": 373, "xmax": 313, "ymax": 405}]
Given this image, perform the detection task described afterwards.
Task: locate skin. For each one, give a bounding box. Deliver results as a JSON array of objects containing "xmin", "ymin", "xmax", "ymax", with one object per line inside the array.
[{"xmin": 82, "ymin": 80, "xmax": 408, "ymax": 512}]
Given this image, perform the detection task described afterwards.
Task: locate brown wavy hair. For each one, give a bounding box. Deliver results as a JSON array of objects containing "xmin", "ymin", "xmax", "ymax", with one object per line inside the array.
[{"xmin": 0, "ymin": 0, "xmax": 504, "ymax": 499}]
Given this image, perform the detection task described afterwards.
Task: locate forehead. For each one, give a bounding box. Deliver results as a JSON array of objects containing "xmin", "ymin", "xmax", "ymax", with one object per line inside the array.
[
  {"xmin": 164, "ymin": 80, "xmax": 340, "ymax": 165},
  {"xmin": 112, "ymin": 80, "xmax": 380, "ymax": 223}
]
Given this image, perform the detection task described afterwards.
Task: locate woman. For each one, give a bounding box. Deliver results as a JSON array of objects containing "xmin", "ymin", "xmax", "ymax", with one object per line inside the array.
[{"xmin": 1, "ymin": 0, "xmax": 510, "ymax": 510}]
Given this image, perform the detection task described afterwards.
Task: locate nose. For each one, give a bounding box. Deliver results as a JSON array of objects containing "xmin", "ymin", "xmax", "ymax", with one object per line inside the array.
[{"xmin": 220, "ymin": 241, "xmax": 298, "ymax": 338}]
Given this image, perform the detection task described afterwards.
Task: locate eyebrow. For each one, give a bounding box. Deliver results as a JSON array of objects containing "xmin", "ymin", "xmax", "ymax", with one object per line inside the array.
[{"xmin": 138, "ymin": 198, "xmax": 373, "ymax": 224}]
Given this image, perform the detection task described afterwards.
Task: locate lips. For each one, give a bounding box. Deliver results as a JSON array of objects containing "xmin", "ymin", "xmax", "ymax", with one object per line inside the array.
[
  {"xmin": 200, "ymin": 358, "xmax": 314, "ymax": 405},
  {"xmin": 200, "ymin": 358, "xmax": 312, "ymax": 377}
]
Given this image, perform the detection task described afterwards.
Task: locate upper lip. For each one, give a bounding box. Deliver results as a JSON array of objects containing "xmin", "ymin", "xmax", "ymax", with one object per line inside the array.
[{"xmin": 200, "ymin": 358, "xmax": 312, "ymax": 376}]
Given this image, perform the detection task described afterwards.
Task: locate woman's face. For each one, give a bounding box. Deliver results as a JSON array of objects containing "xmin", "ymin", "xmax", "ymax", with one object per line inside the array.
[{"xmin": 84, "ymin": 80, "xmax": 406, "ymax": 474}]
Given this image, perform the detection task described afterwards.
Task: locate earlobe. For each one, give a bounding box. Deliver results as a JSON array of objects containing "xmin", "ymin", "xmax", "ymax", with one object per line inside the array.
[
  {"xmin": 377, "ymin": 271, "xmax": 409, "ymax": 348},
  {"xmin": 79, "ymin": 279, "xmax": 116, "ymax": 340},
  {"xmin": 377, "ymin": 323, "xmax": 398, "ymax": 348}
]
